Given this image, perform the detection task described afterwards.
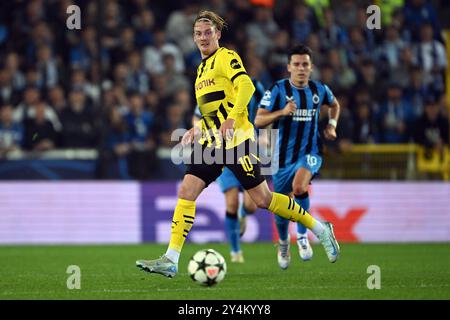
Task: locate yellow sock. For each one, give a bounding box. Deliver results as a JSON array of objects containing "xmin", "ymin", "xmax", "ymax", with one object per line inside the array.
[
  {"xmin": 268, "ymin": 192, "xmax": 316, "ymax": 229},
  {"xmin": 168, "ymin": 198, "xmax": 196, "ymax": 252}
]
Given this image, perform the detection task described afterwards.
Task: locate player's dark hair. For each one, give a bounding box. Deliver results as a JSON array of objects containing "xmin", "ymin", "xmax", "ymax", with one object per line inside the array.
[
  {"xmin": 194, "ymin": 10, "xmax": 227, "ymax": 32},
  {"xmin": 288, "ymin": 45, "xmax": 313, "ymax": 63}
]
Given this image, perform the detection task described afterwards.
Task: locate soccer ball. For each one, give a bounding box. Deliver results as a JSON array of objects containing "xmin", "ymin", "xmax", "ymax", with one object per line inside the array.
[{"xmin": 187, "ymin": 249, "xmax": 227, "ymax": 286}]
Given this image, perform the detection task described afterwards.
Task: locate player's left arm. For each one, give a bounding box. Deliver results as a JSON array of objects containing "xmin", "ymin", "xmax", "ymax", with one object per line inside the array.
[
  {"xmin": 323, "ymin": 85, "xmax": 340, "ymax": 141},
  {"xmin": 230, "ymin": 74, "xmax": 255, "ymax": 119},
  {"xmin": 220, "ymin": 51, "xmax": 255, "ymax": 140}
]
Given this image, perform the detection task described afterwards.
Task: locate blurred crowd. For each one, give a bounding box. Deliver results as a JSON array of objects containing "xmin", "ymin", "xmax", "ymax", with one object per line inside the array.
[{"xmin": 0, "ymin": 0, "xmax": 449, "ymax": 178}]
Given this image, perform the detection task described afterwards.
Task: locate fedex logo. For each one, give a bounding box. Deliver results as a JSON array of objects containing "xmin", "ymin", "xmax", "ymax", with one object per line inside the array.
[
  {"xmin": 314, "ymin": 207, "xmax": 367, "ymax": 242},
  {"xmin": 272, "ymin": 206, "xmax": 367, "ymax": 243}
]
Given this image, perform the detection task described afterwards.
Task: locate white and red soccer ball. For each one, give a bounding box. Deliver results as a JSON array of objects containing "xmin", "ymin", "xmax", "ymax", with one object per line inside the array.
[{"xmin": 187, "ymin": 249, "xmax": 227, "ymax": 286}]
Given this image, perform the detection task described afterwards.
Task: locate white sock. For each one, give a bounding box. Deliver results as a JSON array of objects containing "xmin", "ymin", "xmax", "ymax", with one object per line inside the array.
[
  {"xmin": 165, "ymin": 248, "xmax": 180, "ymax": 264},
  {"xmin": 311, "ymin": 220, "xmax": 325, "ymax": 237}
]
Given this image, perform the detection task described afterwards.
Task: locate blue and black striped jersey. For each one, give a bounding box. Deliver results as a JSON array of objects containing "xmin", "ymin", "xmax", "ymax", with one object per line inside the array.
[{"xmin": 259, "ymin": 79, "xmax": 334, "ymax": 168}]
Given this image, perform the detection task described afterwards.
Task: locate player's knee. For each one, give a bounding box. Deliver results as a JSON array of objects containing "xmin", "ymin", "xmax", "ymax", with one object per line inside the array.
[
  {"xmin": 245, "ymin": 201, "xmax": 258, "ymax": 213},
  {"xmin": 225, "ymin": 189, "xmax": 239, "ymax": 212},
  {"xmin": 292, "ymin": 184, "xmax": 308, "ymax": 196},
  {"xmin": 253, "ymin": 194, "xmax": 271, "ymax": 209},
  {"xmin": 246, "ymin": 204, "xmax": 257, "ymax": 214}
]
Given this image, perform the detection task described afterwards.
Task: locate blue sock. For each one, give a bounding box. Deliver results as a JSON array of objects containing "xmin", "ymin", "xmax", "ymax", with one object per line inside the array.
[
  {"xmin": 275, "ymin": 214, "xmax": 290, "ymax": 242},
  {"xmin": 225, "ymin": 212, "xmax": 240, "ymax": 253},
  {"xmin": 295, "ymin": 193, "xmax": 309, "ymax": 236}
]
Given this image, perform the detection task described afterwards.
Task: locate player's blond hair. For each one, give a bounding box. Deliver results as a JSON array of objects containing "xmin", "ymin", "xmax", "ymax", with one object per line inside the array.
[{"xmin": 194, "ymin": 10, "xmax": 227, "ymax": 32}]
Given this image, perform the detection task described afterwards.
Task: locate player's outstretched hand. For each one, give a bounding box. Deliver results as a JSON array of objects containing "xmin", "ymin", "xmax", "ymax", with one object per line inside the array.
[
  {"xmin": 323, "ymin": 124, "xmax": 337, "ymax": 141},
  {"xmin": 219, "ymin": 118, "xmax": 235, "ymax": 141}
]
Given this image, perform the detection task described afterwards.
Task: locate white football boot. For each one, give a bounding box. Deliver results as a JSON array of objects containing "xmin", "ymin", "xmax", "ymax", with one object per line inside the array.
[
  {"xmin": 316, "ymin": 222, "xmax": 340, "ymax": 263},
  {"xmin": 297, "ymin": 236, "xmax": 313, "ymax": 261},
  {"xmin": 277, "ymin": 235, "xmax": 291, "ymax": 270},
  {"xmin": 230, "ymin": 251, "xmax": 245, "ymax": 263}
]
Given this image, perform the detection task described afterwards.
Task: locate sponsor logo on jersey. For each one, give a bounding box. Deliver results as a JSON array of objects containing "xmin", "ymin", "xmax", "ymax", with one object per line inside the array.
[
  {"xmin": 195, "ymin": 78, "xmax": 216, "ymax": 91},
  {"xmin": 292, "ymin": 109, "xmax": 316, "ymax": 122},
  {"xmin": 230, "ymin": 59, "xmax": 241, "ymax": 69},
  {"xmin": 260, "ymin": 90, "xmax": 271, "ymax": 107},
  {"xmin": 312, "ymin": 94, "xmax": 320, "ymax": 104}
]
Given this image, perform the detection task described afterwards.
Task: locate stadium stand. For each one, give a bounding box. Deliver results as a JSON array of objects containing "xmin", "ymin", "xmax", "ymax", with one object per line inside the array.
[{"xmin": 0, "ymin": 0, "xmax": 448, "ymax": 180}]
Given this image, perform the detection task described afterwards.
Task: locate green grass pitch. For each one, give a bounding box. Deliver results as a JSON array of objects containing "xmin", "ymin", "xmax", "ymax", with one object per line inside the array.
[{"xmin": 1, "ymin": 243, "xmax": 449, "ymax": 300}]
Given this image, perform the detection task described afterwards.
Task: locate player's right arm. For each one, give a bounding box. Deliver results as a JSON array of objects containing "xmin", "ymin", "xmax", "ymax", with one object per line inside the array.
[
  {"xmin": 191, "ymin": 105, "xmax": 202, "ymax": 127},
  {"xmin": 182, "ymin": 106, "xmax": 202, "ymax": 145},
  {"xmin": 255, "ymin": 105, "xmax": 296, "ymax": 128},
  {"xmin": 254, "ymin": 85, "xmax": 296, "ymax": 128}
]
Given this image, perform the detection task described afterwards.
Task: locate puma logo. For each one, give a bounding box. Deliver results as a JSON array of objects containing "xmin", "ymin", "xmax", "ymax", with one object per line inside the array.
[{"xmin": 250, "ymin": 153, "xmax": 260, "ymax": 162}]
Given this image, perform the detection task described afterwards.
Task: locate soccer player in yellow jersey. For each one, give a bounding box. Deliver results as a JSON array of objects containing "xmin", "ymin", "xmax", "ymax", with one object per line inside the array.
[{"xmin": 136, "ymin": 11, "xmax": 340, "ymax": 278}]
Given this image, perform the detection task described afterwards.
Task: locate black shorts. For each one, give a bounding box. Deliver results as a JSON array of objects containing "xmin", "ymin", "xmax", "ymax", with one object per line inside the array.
[{"xmin": 185, "ymin": 138, "xmax": 265, "ymax": 190}]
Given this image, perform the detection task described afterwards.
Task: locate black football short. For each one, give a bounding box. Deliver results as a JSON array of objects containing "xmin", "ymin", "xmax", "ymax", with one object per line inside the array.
[{"xmin": 185, "ymin": 138, "xmax": 265, "ymax": 190}]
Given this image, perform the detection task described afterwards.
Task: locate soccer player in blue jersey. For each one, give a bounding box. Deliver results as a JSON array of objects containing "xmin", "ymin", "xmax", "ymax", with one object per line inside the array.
[
  {"xmin": 255, "ymin": 44, "xmax": 341, "ymax": 269},
  {"xmin": 192, "ymin": 77, "xmax": 265, "ymax": 263}
]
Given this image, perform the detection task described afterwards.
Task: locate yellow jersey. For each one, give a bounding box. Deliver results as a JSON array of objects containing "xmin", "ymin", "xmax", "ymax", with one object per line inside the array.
[{"xmin": 194, "ymin": 47, "xmax": 255, "ymax": 149}]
